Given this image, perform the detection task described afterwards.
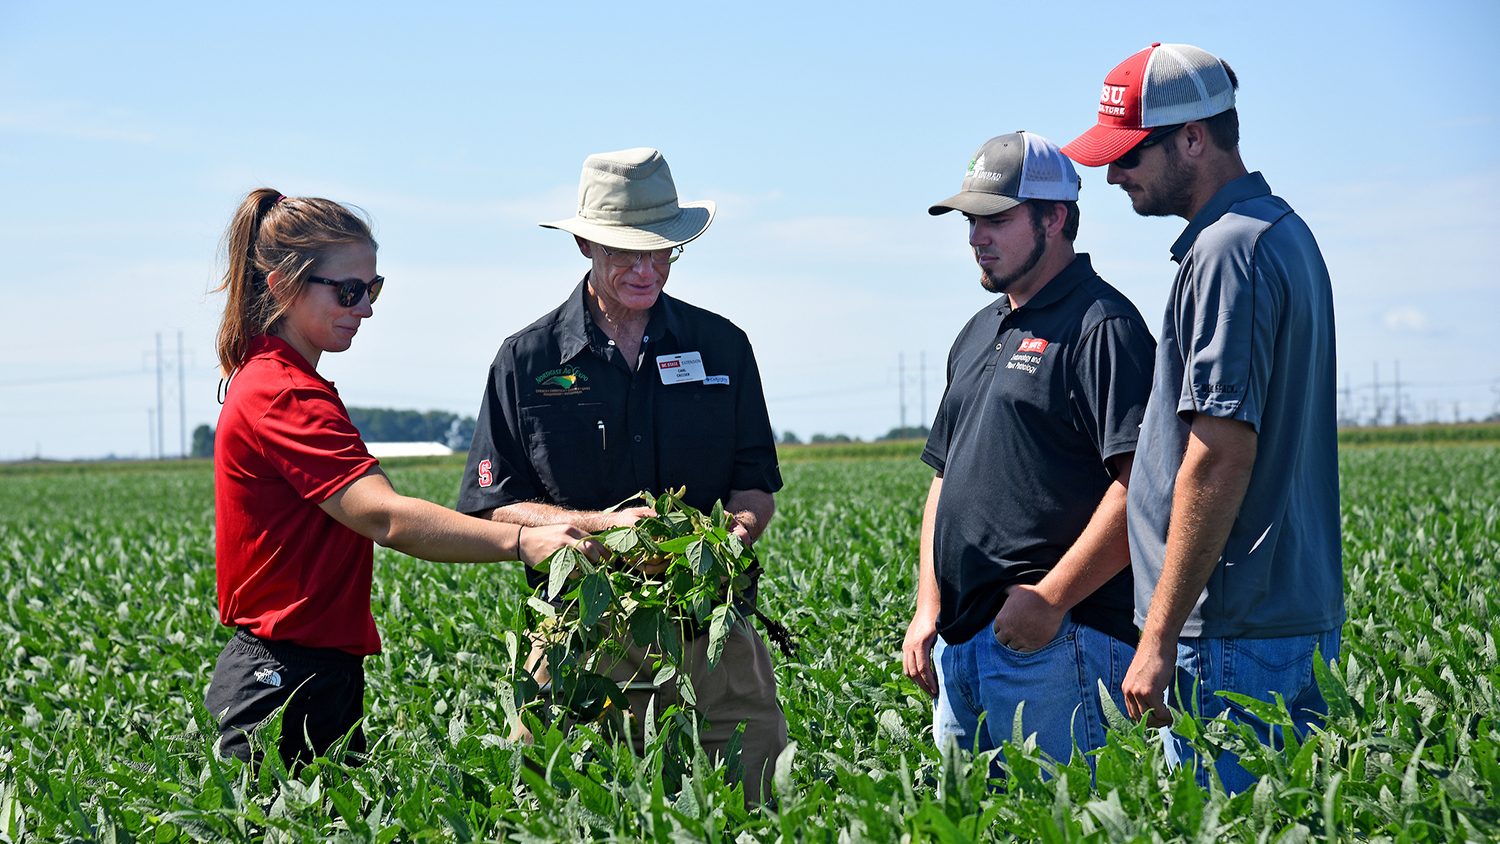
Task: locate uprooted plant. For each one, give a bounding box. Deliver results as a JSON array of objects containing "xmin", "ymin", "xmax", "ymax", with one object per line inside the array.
[{"xmin": 514, "ymin": 488, "xmax": 792, "ymax": 769}]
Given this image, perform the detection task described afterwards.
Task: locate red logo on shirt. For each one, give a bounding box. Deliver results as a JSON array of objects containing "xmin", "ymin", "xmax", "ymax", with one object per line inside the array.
[
  {"xmin": 1018, "ymin": 338, "xmax": 1049, "ymax": 355},
  {"xmin": 477, "ymin": 459, "xmax": 494, "ymax": 488},
  {"xmin": 659, "ymin": 360, "xmax": 680, "ymax": 370}
]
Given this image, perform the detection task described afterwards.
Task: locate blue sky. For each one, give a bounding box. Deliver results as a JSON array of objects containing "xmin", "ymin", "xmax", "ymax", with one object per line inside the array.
[{"xmin": 2, "ymin": 1, "xmax": 1497, "ymax": 460}]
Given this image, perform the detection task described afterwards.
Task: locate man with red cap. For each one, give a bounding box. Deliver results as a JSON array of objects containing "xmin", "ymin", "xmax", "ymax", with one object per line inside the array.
[{"xmin": 1062, "ymin": 44, "xmax": 1343, "ymax": 793}]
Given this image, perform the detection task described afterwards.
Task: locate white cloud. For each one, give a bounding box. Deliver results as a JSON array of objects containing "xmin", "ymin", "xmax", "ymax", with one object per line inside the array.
[{"xmin": 1382, "ymin": 306, "xmax": 1431, "ymax": 332}]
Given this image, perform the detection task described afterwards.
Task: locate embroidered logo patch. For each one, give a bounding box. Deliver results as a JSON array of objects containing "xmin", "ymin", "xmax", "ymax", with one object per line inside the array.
[
  {"xmin": 1007, "ymin": 337, "xmax": 1050, "ymax": 375},
  {"xmin": 254, "ymin": 668, "xmax": 283, "ymax": 688},
  {"xmin": 535, "ymin": 365, "xmax": 590, "ymax": 397},
  {"xmin": 477, "ymin": 458, "xmax": 494, "ymax": 488}
]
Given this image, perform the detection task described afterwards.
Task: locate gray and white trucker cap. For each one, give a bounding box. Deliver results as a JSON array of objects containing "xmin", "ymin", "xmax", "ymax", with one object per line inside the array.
[{"xmin": 928, "ymin": 131, "xmax": 1081, "ymax": 216}]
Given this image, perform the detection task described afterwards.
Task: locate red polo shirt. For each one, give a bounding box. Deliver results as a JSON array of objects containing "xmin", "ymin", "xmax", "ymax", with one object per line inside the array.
[{"xmin": 214, "ymin": 335, "xmax": 381, "ymax": 655}]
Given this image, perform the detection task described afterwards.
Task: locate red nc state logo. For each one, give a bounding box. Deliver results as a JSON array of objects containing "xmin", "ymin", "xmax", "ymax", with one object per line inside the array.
[{"xmin": 1018, "ymin": 338, "xmax": 1049, "ymax": 355}]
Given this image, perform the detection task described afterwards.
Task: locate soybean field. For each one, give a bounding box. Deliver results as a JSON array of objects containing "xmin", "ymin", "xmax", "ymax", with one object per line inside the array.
[{"xmin": 1, "ymin": 440, "xmax": 1497, "ymax": 841}]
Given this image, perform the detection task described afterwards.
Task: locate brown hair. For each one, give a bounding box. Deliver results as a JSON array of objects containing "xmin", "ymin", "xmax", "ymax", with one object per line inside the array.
[
  {"xmin": 1026, "ymin": 200, "xmax": 1081, "ymax": 243},
  {"xmin": 213, "ymin": 188, "xmax": 377, "ymax": 375},
  {"xmin": 1203, "ymin": 61, "xmax": 1241, "ymax": 152}
]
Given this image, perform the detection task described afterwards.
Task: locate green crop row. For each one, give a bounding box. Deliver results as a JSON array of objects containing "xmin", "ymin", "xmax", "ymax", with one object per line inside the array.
[{"xmin": 0, "ymin": 445, "xmax": 1497, "ymax": 841}]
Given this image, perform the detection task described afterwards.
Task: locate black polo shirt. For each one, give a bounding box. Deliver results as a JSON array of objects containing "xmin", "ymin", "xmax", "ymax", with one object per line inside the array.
[
  {"xmin": 457, "ymin": 275, "xmax": 783, "ymax": 590},
  {"xmin": 921, "ymin": 253, "xmax": 1155, "ymax": 645}
]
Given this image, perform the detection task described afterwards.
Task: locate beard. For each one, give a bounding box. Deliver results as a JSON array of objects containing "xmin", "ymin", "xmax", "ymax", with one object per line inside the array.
[
  {"xmin": 979, "ymin": 217, "xmax": 1047, "ymax": 294},
  {"xmin": 1128, "ymin": 146, "xmax": 1196, "ymax": 218}
]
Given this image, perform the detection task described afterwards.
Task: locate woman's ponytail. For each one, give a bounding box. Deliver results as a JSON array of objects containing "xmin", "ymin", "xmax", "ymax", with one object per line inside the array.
[{"xmin": 212, "ymin": 189, "xmax": 374, "ymax": 376}]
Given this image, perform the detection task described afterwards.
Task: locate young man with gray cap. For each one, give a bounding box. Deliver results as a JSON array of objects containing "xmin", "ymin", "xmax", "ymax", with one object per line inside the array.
[
  {"xmin": 456, "ymin": 147, "xmax": 786, "ymax": 802},
  {"xmin": 902, "ymin": 131, "xmax": 1155, "ymax": 768},
  {"xmin": 1062, "ymin": 44, "xmax": 1342, "ymax": 793}
]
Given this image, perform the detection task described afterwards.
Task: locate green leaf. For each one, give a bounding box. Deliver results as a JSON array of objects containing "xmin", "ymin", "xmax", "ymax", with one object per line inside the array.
[
  {"xmin": 652, "ymin": 664, "xmax": 677, "ymax": 686},
  {"xmin": 1312, "ymin": 646, "xmax": 1355, "ymax": 720},
  {"xmin": 724, "ymin": 532, "xmax": 746, "ymax": 559},
  {"xmin": 600, "ymin": 527, "xmax": 640, "ymax": 555},
  {"xmin": 656, "ymin": 536, "xmax": 695, "ymax": 555},
  {"xmin": 1218, "ymin": 690, "xmax": 1294, "ymax": 729},
  {"xmin": 630, "ymin": 605, "xmax": 662, "ymax": 647},
  {"xmin": 686, "ymin": 539, "xmax": 713, "ymax": 575},
  {"xmin": 546, "ymin": 546, "xmax": 581, "ymax": 600},
  {"xmin": 525, "ymin": 596, "xmax": 556, "ymax": 619},
  {"xmin": 706, "ymin": 604, "xmax": 733, "ymax": 669},
  {"xmin": 578, "ymin": 571, "xmax": 613, "ymax": 629},
  {"xmin": 1097, "ymin": 678, "xmax": 1133, "ymax": 733}
]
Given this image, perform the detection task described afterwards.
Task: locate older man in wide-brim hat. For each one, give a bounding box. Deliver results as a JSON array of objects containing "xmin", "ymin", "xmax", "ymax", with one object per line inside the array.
[{"xmin": 456, "ymin": 147, "xmax": 787, "ymax": 802}]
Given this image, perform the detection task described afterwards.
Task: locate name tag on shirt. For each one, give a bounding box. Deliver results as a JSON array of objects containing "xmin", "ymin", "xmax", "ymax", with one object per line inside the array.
[{"xmin": 656, "ymin": 351, "xmax": 706, "ymax": 384}]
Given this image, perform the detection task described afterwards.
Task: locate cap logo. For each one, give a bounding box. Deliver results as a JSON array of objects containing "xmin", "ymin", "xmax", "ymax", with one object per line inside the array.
[
  {"xmin": 967, "ymin": 154, "xmax": 1005, "ymax": 184},
  {"xmin": 1099, "ymin": 84, "xmax": 1129, "ymax": 117}
]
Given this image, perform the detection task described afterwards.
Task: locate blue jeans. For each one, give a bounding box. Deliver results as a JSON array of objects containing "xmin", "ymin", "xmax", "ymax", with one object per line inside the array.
[
  {"xmin": 933, "ymin": 615, "xmax": 1134, "ymax": 770},
  {"xmin": 1163, "ymin": 628, "xmax": 1341, "ymax": 793}
]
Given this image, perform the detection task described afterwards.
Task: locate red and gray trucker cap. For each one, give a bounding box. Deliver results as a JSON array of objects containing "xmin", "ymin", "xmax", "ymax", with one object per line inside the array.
[
  {"xmin": 1061, "ymin": 42, "xmax": 1236, "ymax": 167},
  {"xmin": 928, "ymin": 131, "xmax": 1080, "ymax": 216}
]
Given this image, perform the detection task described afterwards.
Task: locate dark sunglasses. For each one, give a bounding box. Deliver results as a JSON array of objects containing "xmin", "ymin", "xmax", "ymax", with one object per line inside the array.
[
  {"xmin": 1112, "ymin": 123, "xmax": 1185, "ymax": 170},
  {"xmin": 307, "ymin": 275, "xmax": 384, "ymax": 307}
]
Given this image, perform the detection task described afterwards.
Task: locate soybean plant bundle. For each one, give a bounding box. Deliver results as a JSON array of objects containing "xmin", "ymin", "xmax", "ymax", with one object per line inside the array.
[{"xmin": 526, "ymin": 489, "xmax": 756, "ymax": 720}]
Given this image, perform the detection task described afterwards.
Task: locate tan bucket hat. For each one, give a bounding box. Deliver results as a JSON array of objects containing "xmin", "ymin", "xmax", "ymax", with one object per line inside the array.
[{"xmin": 540, "ymin": 147, "xmax": 715, "ymax": 250}]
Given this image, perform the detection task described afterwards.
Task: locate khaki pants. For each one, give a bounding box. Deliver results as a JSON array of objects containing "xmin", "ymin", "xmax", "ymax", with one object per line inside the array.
[{"xmin": 527, "ymin": 619, "xmax": 787, "ymax": 804}]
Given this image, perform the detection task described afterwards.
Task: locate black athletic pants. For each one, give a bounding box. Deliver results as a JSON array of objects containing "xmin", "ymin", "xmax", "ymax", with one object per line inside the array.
[{"xmin": 204, "ymin": 628, "xmax": 367, "ymax": 767}]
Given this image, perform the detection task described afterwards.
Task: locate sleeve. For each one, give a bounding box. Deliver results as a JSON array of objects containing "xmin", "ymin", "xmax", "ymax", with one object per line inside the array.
[
  {"xmin": 254, "ymin": 386, "xmax": 378, "ymax": 503},
  {"xmin": 728, "ymin": 336, "xmax": 784, "ymax": 494},
  {"xmin": 919, "ymin": 338, "xmax": 962, "ymax": 473},
  {"xmin": 1176, "ymin": 243, "xmax": 1282, "ymax": 431},
  {"xmin": 455, "ymin": 349, "xmax": 544, "ymax": 514},
  {"xmin": 1071, "ymin": 314, "xmax": 1157, "ymax": 469}
]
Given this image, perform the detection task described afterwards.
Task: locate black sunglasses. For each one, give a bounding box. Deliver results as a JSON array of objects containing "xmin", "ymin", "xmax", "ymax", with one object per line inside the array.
[
  {"xmin": 307, "ymin": 275, "xmax": 384, "ymax": 307},
  {"xmin": 1112, "ymin": 123, "xmax": 1185, "ymax": 170}
]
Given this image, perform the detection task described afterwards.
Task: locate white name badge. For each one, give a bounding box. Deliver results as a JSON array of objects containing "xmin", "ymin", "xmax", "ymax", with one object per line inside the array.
[{"xmin": 656, "ymin": 351, "xmax": 706, "ymax": 385}]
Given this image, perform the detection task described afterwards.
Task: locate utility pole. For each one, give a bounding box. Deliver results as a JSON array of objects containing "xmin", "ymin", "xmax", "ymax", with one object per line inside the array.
[
  {"xmin": 178, "ymin": 331, "xmax": 187, "ymax": 458},
  {"xmin": 146, "ymin": 331, "xmax": 190, "ymax": 459},
  {"xmin": 1341, "ymin": 371, "xmax": 1353, "ymax": 426},
  {"xmin": 919, "ymin": 351, "xmax": 927, "ymax": 429},
  {"xmin": 148, "ymin": 408, "xmax": 156, "ymax": 460},
  {"xmin": 1392, "ymin": 360, "xmax": 1403, "ymax": 426},
  {"xmin": 1371, "ymin": 362, "xmax": 1381, "ymax": 426},
  {"xmin": 156, "ymin": 332, "xmax": 164, "ymax": 459},
  {"xmin": 898, "ymin": 352, "xmax": 907, "ymax": 430}
]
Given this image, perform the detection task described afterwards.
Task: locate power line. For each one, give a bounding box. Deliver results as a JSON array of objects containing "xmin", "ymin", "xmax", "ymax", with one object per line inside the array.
[{"xmin": 0, "ymin": 370, "xmax": 143, "ymax": 388}]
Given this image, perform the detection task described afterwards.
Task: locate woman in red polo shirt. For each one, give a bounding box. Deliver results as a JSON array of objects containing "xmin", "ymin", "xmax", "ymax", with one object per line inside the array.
[{"xmin": 206, "ymin": 188, "xmax": 591, "ymax": 766}]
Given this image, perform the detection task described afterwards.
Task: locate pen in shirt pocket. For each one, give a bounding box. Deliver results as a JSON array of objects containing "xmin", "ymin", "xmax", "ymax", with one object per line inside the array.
[{"xmin": 597, "ymin": 420, "xmax": 606, "ymax": 451}]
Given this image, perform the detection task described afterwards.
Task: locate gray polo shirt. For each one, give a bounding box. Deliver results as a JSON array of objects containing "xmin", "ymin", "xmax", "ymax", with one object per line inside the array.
[{"xmin": 1128, "ymin": 172, "xmax": 1343, "ymax": 639}]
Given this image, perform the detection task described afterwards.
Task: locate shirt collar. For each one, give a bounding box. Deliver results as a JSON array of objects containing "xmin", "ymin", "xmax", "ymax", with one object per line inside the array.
[
  {"xmin": 555, "ymin": 273, "xmax": 684, "ymax": 365},
  {"xmin": 1170, "ymin": 172, "xmax": 1272, "ymax": 263},
  {"xmin": 247, "ymin": 334, "xmax": 333, "ymax": 388},
  {"xmin": 996, "ymin": 252, "xmax": 1097, "ymax": 317}
]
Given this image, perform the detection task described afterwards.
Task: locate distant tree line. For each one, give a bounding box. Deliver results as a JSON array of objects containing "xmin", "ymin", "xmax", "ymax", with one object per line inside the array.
[
  {"xmin": 346, "ymin": 408, "xmax": 475, "ymax": 450},
  {"xmin": 776, "ymin": 425, "xmax": 929, "ymax": 446},
  {"xmin": 189, "ymin": 407, "xmax": 477, "ymax": 458}
]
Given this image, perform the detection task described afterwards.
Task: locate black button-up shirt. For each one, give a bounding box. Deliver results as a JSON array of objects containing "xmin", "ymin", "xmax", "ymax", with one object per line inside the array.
[
  {"xmin": 458, "ymin": 276, "xmax": 783, "ymax": 589},
  {"xmin": 922, "ymin": 254, "xmax": 1156, "ymax": 645}
]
